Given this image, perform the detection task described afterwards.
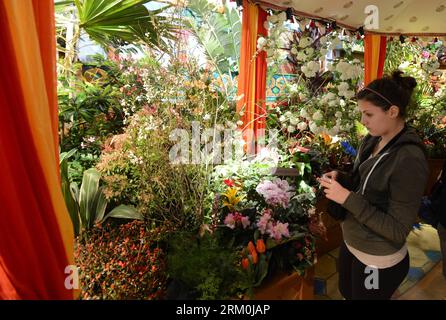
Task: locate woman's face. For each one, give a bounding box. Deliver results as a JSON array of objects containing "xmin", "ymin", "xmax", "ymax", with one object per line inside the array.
[{"xmin": 358, "ymin": 99, "xmax": 394, "ymax": 137}]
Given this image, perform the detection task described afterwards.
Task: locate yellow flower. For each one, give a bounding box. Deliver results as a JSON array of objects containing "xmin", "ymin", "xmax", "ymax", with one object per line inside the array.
[{"xmin": 222, "ymin": 187, "xmax": 244, "ymax": 211}]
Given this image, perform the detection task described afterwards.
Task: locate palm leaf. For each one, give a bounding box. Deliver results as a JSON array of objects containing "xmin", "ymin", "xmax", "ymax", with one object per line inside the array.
[{"xmin": 73, "ymin": 0, "xmax": 174, "ymax": 49}]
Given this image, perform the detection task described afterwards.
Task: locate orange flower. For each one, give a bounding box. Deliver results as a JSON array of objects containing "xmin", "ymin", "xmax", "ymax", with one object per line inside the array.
[
  {"xmin": 251, "ymin": 251, "xmax": 258, "ymax": 264},
  {"xmin": 247, "ymin": 241, "xmax": 256, "ymax": 255},
  {"xmin": 256, "ymin": 239, "xmax": 266, "ymax": 253},
  {"xmin": 242, "ymin": 258, "xmax": 249, "ymax": 269}
]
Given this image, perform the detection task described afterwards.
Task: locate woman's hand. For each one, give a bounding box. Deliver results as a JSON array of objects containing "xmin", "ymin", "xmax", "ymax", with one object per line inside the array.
[
  {"xmin": 322, "ymin": 170, "xmax": 339, "ymax": 181},
  {"xmin": 317, "ymin": 175, "xmax": 351, "ymax": 205}
]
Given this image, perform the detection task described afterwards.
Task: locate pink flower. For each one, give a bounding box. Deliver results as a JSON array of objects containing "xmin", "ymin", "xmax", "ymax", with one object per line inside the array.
[
  {"xmin": 257, "ymin": 209, "xmax": 273, "ymax": 234},
  {"xmin": 224, "ymin": 213, "xmax": 236, "ymax": 229},
  {"xmin": 240, "ymin": 216, "xmax": 251, "ymax": 229},
  {"xmin": 224, "ymin": 212, "xmax": 250, "ymax": 229},
  {"xmin": 267, "ymin": 222, "xmax": 290, "ymax": 241}
]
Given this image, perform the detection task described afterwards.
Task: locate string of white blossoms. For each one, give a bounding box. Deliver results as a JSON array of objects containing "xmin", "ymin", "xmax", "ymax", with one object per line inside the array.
[{"xmin": 257, "ymin": 12, "xmax": 289, "ymax": 66}]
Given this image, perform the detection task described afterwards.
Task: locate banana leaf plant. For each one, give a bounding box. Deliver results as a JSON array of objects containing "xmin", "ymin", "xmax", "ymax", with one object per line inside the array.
[
  {"xmin": 60, "ymin": 150, "xmax": 143, "ymax": 237},
  {"xmin": 185, "ymin": 0, "xmax": 241, "ymax": 80}
]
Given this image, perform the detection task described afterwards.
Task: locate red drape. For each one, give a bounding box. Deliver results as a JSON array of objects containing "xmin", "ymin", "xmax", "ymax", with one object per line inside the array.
[{"xmin": 0, "ymin": 0, "xmax": 74, "ymax": 299}]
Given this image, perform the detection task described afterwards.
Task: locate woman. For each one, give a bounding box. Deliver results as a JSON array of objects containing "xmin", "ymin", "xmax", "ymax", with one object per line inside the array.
[{"xmin": 318, "ymin": 71, "xmax": 429, "ymax": 300}]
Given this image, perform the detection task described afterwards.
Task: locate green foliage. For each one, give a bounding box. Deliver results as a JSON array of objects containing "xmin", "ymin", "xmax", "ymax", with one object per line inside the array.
[
  {"xmin": 97, "ymin": 112, "xmax": 210, "ymax": 230},
  {"xmin": 61, "ymin": 161, "xmax": 143, "ymax": 236},
  {"xmin": 167, "ymin": 232, "xmax": 245, "ymax": 300},
  {"xmin": 384, "ymin": 40, "xmax": 446, "ymax": 158},
  {"xmin": 185, "ymin": 0, "xmax": 241, "ymax": 77}
]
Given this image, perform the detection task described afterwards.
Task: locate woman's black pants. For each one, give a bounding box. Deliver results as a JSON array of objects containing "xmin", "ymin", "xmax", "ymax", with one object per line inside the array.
[{"xmin": 338, "ymin": 242, "xmax": 409, "ymax": 300}]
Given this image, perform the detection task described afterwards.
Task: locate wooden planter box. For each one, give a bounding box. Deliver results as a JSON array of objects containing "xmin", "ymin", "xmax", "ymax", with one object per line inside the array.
[
  {"xmin": 315, "ymin": 198, "xmax": 343, "ymax": 256},
  {"xmin": 246, "ymin": 267, "xmax": 315, "ymax": 300}
]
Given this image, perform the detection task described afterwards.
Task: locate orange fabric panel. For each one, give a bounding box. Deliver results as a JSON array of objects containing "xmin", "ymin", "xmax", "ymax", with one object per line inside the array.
[
  {"xmin": 237, "ymin": 0, "xmax": 258, "ymax": 155},
  {"xmin": 32, "ymin": 0, "xmax": 59, "ymax": 162},
  {"xmin": 254, "ymin": 8, "xmax": 268, "ymax": 153},
  {"xmin": 364, "ymin": 34, "xmax": 387, "ymax": 85},
  {"xmin": 0, "ymin": 0, "xmax": 73, "ymax": 299},
  {"xmin": 237, "ymin": 1, "xmax": 270, "ymax": 155}
]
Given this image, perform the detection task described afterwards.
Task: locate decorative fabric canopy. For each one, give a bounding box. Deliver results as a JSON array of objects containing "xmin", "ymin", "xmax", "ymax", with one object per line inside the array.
[
  {"xmin": 0, "ymin": 0, "xmax": 74, "ymax": 299},
  {"xmin": 255, "ymin": 0, "xmax": 446, "ymax": 36}
]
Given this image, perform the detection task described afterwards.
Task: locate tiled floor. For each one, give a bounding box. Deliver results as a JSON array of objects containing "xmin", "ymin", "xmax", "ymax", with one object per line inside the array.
[{"xmin": 314, "ymin": 224, "xmax": 443, "ymax": 300}]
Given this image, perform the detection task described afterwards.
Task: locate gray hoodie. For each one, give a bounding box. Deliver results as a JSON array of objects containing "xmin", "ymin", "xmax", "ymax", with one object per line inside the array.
[{"xmin": 341, "ymin": 127, "xmax": 429, "ymax": 255}]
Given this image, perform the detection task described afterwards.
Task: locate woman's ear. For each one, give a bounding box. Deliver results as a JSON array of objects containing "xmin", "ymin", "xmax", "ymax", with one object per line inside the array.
[{"xmin": 388, "ymin": 105, "xmax": 400, "ymax": 118}]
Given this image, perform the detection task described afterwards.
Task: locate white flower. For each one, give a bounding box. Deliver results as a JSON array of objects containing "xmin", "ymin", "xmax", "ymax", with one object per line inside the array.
[
  {"xmin": 287, "ymin": 125, "xmax": 296, "ymax": 133},
  {"xmin": 320, "ymin": 36, "xmax": 328, "ymax": 45},
  {"xmin": 279, "ymin": 115, "xmax": 287, "ymax": 123},
  {"xmin": 328, "ymin": 100, "xmax": 338, "ymax": 107},
  {"xmin": 289, "ymin": 83, "xmax": 299, "ymax": 93},
  {"xmin": 300, "ymin": 108, "xmax": 309, "ymax": 119},
  {"xmin": 257, "ymin": 37, "xmax": 267, "ymax": 47},
  {"xmin": 399, "ymin": 61, "xmax": 410, "ymax": 70},
  {"xmin": 326, "ymin": 92, "xmax": 336, "ymax": 100},
  {"xmin": 309, "ymin": 121, "xmax": 320, "ymax": 135},
  {"xmin": 301, "ymin": 61, "xmax": 320, "ymax": 77},
  {"xmin": 335, "ymin": 111, "xmax": 343, "ymax": 118},
  {"xmin": 297, "ymin": 122, "xmax": 308, "ymax": 131},
  {"xmin": 340, "ymin": 99, "xmax": 346, "ymax": 107},
  {"xmin": 284, "ymin": 111, "xmax": 292, "ymax": 118},
  {"xmin": 312, "ymin": 110, "xmax": 323, "ymax": 121},
  {"xmin": 337, "ymin": 82, "xmax": 349, "ymax": 92},
  {"xmin": 203, "ymin": 114, "xmax": 211, "ymax": 121},
  {"xmin": 290, "ymin": 117, "xmax": 299, "ymax": 125},
  {"xmin": 236, "ymin": 120, "xmax": 244, "ymax": 126},
  {"xmin": 344, "ymin": 90, "xmax": 355, "ymax": 99},
  {"xmin": 305, "ymin": 47, "xmax": 314, "ymax": 56},
  {"xmin": 296, "ymin": 51, "xmax": 307, "ymax": 61}
]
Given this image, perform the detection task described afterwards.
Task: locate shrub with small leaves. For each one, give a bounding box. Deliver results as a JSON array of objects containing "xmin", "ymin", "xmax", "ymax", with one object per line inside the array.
[{"xmin": 75, "ymin": 220, "xmax": 168, "ymax": 300}]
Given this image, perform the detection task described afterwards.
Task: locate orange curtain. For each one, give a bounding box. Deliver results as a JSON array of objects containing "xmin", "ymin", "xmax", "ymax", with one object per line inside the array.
[
  {"xmin": 364, "ymin": 34, "xmax": 387, "ymax": 85},
  {"xmin": 0, "ymin": 0, "xmax": 74, "ymax": 299},
  {"xmin": 236, "ymin": 0, "xmax": 267, "ymax": 155},
  {"xmin": 254, "ymin": 8, "xmax": 268, "ymax": 154}
]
